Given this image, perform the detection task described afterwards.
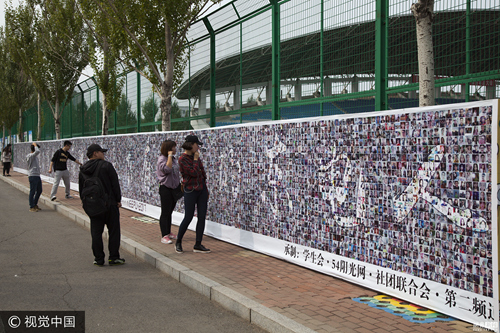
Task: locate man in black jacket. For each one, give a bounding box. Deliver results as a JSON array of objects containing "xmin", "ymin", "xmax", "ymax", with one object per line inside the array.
[
  {"xmin": 49, "ymin": 141, "xmax": 82, "ymax": 200},
  {"xmin": 79, "ymin": 144, "xmax": 125, "ymax": 266}
]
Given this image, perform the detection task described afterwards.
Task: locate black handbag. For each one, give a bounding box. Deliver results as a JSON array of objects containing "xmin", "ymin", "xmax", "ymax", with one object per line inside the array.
[{"xmin": 172, "ymin": 184, "xmax": 184, "ymax": 201}]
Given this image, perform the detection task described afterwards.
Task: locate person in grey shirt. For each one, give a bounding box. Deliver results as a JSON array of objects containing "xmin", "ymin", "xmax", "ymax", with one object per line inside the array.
[
  {"xmin": 156, "ymin": 140, "xmax": 181, "ymax": 244},
  {"xmin": 26, "ymin": 142, "xmax": 42, "ymax": 212}
]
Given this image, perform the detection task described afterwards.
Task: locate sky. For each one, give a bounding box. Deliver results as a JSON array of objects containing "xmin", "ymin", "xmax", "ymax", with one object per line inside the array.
[{"xmin": 0, "ymin": 0, "xmax": 231, "ymax": 83}]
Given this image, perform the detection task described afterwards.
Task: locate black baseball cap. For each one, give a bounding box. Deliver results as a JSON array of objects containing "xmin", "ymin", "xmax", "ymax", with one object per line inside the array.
[
  {"xmin": 185, "ymin": 135, "xmax": 203, "ymax": 145},
  {"xmin": 86, "ymin": 144, "xmax": 108, "ymax": 158}
]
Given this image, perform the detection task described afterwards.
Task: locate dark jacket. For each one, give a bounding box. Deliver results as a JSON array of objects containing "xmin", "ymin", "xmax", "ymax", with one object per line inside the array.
[
  {"xmin": 79, "ymin": 159, "xmax": 122, "ymax": 205},
  {"xmin": 179, "ymin": 153, "xmax": 207, "ymax": 191},
  {"xmin": 51, "ymin": 148, "xmax": 76, "ymax": 171}
]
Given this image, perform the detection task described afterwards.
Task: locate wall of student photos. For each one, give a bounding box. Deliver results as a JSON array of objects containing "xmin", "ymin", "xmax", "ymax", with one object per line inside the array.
[{"xmin": 13, "ymin": 100, "xmax": 499, "ymax": 328}]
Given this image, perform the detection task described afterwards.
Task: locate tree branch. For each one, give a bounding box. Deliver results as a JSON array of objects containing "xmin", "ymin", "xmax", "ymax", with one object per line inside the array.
[{"xmin": 102, "ymin": 0, "xmax": 163, "ymax": 84}]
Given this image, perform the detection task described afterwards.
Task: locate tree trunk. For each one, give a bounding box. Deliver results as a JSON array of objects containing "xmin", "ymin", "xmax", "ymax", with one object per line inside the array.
[
  {"xmin": 412, "ymin": 0, "xmax": 435, "ymax": 107},
  {"xmin": 161, "ymin": 20, "xmax": 174, "ymax": 132},
  {"xmin": 54, "ymin": 102, "xmax": 61, "ymax": 139},
  {"xmin": 160, "ymin": 81, "xmax": 172, "ymax": 131},
  {"xmin": 101, "ymin": 43, "xmax": 110, "ymax": 136},
  {"xmin": 101, "ymin": 93, "xmax": 110, "ymax": 135},
  {"xmin": 18, "ymin": 107, "xmax": 24, "ymax": 142},
  {"xmin": 37, "ymin": 92, "xmax": 42, "ymax": 141}
]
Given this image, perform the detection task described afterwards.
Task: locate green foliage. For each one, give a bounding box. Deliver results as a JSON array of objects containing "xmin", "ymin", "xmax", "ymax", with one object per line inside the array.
[
  {"xmin": 76, "ymin": 0, "xmax": 125, "ymax": 134},
  {"xmin": 0, "ymin": 28, "xmax": 36, "ymax": 141},
  {"xmin": 85, "ymin": 100, "xmax": 101, "ymax": 134},
  {"xmin": 10, "ymin": 0, "xmax": 90, "ymax": 138},
  {"xmin": 5, "ymin": 2, "xmax": 45, "ymax": 96},
  {"xmin": 171, "ymin": 100, "xmax": 193, "ymax": 131},
  {"xmin": 114, "ymin": 94, "xmax": 137, "ymax": 133},
  {"xmin": 89, "ymin": 0, "xmax": 221, "ymax": 130},
  {"xmin": 141, "ymin": 95, "xmax": 160, "ymax": 132}
]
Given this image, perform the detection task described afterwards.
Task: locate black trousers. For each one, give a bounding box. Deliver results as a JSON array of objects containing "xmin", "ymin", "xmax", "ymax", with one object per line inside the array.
[
  {"xmin": 3, "ymin": 162, "xmax": 11, "ymax": 175},
  {"xmin": 159, "ymin": 185, "xmax": 178, "ymax": 236},
  {"xmin": 177, "ymin": 187, "xmax": 208, "ymax": 243},
  {"xmin": 90, "ymin": 205, "xmax": 121, "ymax": 261}
]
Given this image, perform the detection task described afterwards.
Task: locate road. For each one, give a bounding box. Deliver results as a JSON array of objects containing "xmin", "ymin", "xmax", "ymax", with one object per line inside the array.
[{"xmin": 0, "ymin": 179, "xmax": 265, "ymax": 333}]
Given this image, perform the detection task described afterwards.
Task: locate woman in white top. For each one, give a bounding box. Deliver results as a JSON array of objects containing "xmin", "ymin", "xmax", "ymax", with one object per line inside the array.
[{"xmin": 2, "ymin": 144, "xmax": 12, "ymax": 176}]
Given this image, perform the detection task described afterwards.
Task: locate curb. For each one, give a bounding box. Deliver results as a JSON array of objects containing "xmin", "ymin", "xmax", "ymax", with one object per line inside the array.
[{"xmin": 1, "ymin": 176, "xmax": 318, "ymax": 333}]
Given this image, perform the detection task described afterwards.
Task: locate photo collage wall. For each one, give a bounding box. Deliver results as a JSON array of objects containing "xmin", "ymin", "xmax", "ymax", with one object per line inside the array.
[{"xmin": 13, "ymin": 100, "xmax": 498, "ymax": 326}]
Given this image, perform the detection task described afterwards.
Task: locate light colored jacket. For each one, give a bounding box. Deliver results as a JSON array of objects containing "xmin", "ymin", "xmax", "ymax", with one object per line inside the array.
[
  {"xmin": 1, "ymin": 151, "xmax": 12, "ymax": 163},
  {"xmin": 156, "ymin": 154, "xmax": 180, "ymax": 189},
  {"xmin": 26, "ymin": 146, "xmax": 41, "ymax": 176}
]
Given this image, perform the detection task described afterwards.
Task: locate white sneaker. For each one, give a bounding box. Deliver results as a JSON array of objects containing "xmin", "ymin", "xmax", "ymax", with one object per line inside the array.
[
  {"xmin": 161, "ymin": 236, "xmax": 172, "ymax": 244},
  {"xmin": 51, "ymin": 196, "xmax": 57, "ymax": 201}
]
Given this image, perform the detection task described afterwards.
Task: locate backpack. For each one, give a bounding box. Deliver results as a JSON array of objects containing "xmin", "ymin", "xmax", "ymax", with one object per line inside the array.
[{"xmin": 81, "ymin": 161, "xmax": 109, "ymax": 217}]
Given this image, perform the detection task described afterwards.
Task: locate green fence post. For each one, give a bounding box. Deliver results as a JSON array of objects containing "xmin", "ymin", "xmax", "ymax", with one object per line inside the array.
[
  {"xmin": 96, "ymin": 85, "xmax": 100, "ymax": 135},
  {"xmin": 203, "ymin": 17, "xmax": 216, "ymax": 128},
  {"xmin": 320, "ymin": 0, "xmax": 324, "ymax": 117},
  {"xmin": 270, "ymin": 0, "xmax": 280, "ymax": 121},
  {"xmin": 375, "ymin": 0, "xmax": 388, "ymax": 111},
  {"xmin": 70, "ymin": 98, "xmax": 73, "ymax": 138},
  {"xmin": 137, "ymin": 72, "xmax": 141, "ymax": 132},
  {"xmin": 465, "ymin": 0, "xmax": 471, "ymax": 102},
  {"xmin": 240, "ymin": 22, "xmax": 243, "ymax": 123}
]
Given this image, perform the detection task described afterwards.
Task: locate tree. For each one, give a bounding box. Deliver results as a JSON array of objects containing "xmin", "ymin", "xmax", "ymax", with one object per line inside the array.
[
  {"xmin": 141, "ymin": 95, "xmax": 160, "ymax": 132},
  {"xmin": 75, "ymin": 0, "xmax": 125, "ymax": 135},
  {"xmin": 114, "ymin": 94, "xmax": 137, "ymax": 134},
  {"xmin": 171, "ymin": 100, "xmax": 193, "ymax": 131},
  {"xmin": 5, "ymin": 2, "xmax": 46, "ymax": 141},
  {"xmin": 85, "ymin": 100, "xmax": 101, "ymax": 134},
  {"xmin": 17, "ymin": 0, "xmax": 89, "ymax": 139},
  {"xmin": 91, "ymin": 0, "xmax": 221, "ymax": 131},
  {"xmin": 411, "ymin": 0, "xmax": 435, "ymax": 106},
  {"xmin": 0, "ymin": 78, "xmax": 19, "ymax": 143},
  {"xmin": 0, "ymin": 28, "xmax": 35, "ymax": 142}
]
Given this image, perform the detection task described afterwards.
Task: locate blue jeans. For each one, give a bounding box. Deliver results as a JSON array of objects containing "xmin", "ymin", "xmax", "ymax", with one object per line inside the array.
[
  {"xmin": 28, "ymin": 176, "xmax": 42, "ymax": 208},
  {"xmin": 177, "ymin": 187, "xmax": 208, "ymax": 243}
]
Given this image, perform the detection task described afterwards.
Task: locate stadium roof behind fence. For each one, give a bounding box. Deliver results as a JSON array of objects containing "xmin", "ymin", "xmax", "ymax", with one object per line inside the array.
[{"xmin": 176, "ymin": 10, "xmax": 500, "ymax": 99}]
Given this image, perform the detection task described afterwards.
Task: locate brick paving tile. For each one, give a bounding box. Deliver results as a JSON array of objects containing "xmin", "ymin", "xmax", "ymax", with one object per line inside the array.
[
  {"xmin": 4, "ymin": 172, "xmax": 478, "ymax": 333},
  {"xmin": 315, "ymin": 328, "xmax": 333, "ymax": 333},
  {"xmin": 312, "ymin": 315, "xmax": 330, "ymax": 323},
  {"xmin": 446, "ymin": 327, "xmax": 476, "ymax": 333},
  {"xmin": 371, "ymin": 328, "xmax": 397, "ymax": 333},
  {"xmin": 337, "ymin": 328, "xmax": 359, "ymax": 333},
  {"xmin": 429, "ymin": 327, "xmax": 463, "ymax": 333},
  {"xmin": 352, "ymin": 328, "xmax": 375, "ymax": 333},
  {"xmin": 392, "ymin": 324, "xmax": 423, "ymax": 332},
  {"xmin": 338, "ymin": 321, "xmax": 360, "ymax": 330},
  {"xmin": 357, "ymin": 322, "xmax": 379, "ymax": 331}
]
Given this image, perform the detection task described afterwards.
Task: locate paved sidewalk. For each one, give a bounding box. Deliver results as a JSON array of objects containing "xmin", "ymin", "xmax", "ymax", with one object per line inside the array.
[{"xmin": 3, "ymin": 171, "xmax": 475, "ymax": 333}]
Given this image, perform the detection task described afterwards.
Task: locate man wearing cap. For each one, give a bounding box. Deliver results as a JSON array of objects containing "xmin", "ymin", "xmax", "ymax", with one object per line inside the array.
[
  {"xmin": 79, "ymin": 144, "xmax": 125, "ymax": 266},
  {"xmin": 49, "ymin": 140, "xmax": 82, "ymax": 201}
]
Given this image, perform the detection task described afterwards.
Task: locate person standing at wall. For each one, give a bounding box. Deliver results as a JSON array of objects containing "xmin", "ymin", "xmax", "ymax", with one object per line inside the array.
[
  {"xmin": 49, "ymin": 141, "xmax": 82, "ymax": 200},
  {"xmin": 79, "ymin": 144, "xmax": 125, "ymax": 266},
  {"xmin": 26, "ymin": 142, "xmax": 42, "ymax": 212},
  {"xmin": 156, "ymin": 140, "xmax": 181, "ymax": 244},
  {"xmin": 2, "ymin": 144, "xmax": 12, "ymax": 176},
  {"xmin": 175, "ymin": 135, "xmax": 210, "ymax": 254}
]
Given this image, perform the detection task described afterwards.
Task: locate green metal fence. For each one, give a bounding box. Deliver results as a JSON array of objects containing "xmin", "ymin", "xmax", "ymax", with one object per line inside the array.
[{"xmin": 5, "ymin": 0, "xmax": 500, "ymax": 142}]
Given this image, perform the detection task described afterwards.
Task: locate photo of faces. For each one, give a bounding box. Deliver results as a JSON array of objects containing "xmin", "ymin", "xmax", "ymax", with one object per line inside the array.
[{"xmin": 13, "ymin": 104, "xmax": 494, "ymax": 297}]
